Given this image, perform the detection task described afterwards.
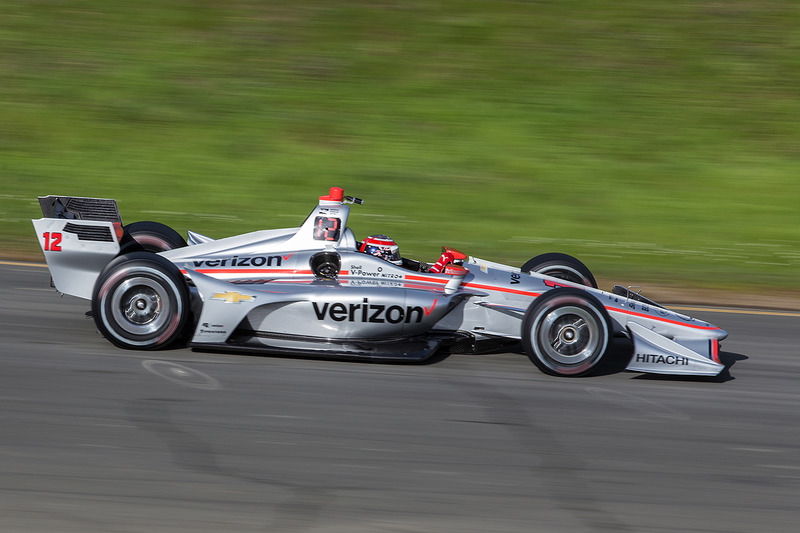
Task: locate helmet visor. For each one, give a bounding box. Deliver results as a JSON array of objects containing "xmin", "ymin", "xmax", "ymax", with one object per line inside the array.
[{"xmin": 364, "ymin": 245, "xmax": 400, "ymax": 264}]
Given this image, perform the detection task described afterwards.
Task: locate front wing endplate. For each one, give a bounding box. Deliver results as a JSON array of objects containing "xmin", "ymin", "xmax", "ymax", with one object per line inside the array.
[{"xmin": 625, "ymin": 321, "xmax": 724, "ymax": 376}]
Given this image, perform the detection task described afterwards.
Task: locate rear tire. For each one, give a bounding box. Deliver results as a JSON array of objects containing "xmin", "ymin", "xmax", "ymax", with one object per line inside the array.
[
  {"xmin": 92, "ymin": 252, "xmax": 189, "ymax": 350},
  {"xmin": 120, "ymin": 221, "xmax": 187, "ymax": 253},
  {"xmin": 522, "ymin": 288, "xmax": 610, "ymax": 376},
  {"xmin": 521, "ymin": 252, "xmax": 597, "ymax": 288}
]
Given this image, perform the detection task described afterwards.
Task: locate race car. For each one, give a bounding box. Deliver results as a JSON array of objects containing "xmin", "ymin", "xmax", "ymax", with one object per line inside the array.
[{"xmin": 31, "ymin": 186, "xmax": 728, "ymax": 377}]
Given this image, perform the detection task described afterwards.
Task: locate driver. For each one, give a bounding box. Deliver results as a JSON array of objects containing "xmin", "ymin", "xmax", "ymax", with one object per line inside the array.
[
  {"xmin": 358, "ymin": 235, "xmax": 402, "ymax": 265},
  {"xmin": 358, "ymin": 235, "xmax": 466, "ymax": 274}
]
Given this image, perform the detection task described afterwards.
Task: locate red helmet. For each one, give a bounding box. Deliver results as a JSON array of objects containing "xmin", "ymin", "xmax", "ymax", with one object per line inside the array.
[{"xmin": 359, "ymin": 235, "xmax": 401, "ymax": 265}]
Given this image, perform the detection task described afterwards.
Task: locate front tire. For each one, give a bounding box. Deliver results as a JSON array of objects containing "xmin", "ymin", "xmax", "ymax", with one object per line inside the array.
[
  {"xmin": 521, "ymin": 252, "xmax": 597, "ymax": 288},
  {"xmin": 522, "ymin": 288, "xmax": 610, "ymax": 377},
  {"xmin": 92, "ymin": 252, "xmax": 189, "ymax": 350}
]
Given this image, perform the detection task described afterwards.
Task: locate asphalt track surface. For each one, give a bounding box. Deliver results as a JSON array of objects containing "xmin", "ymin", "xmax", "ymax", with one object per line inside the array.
[{"xmin": 2, "ymin": 262, "xmax": 799, "ymax": 533}]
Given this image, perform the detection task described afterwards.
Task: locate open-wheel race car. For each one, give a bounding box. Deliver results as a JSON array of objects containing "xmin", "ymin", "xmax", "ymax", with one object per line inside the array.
[{"xmin": 32, "ymin": 187, "xmax": 728, "ymax": 377}]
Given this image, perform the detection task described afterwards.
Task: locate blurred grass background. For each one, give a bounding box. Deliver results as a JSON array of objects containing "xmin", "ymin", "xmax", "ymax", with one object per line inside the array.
[{"xmin": 2, "ymin": 1, "xmax": 798, "ymax": 293}]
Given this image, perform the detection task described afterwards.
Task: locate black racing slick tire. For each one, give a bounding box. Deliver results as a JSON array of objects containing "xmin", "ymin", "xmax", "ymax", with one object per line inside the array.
[
  {"xmin": 91, "ymin": 252, "xmax": 189, "ymax": 350},
  {"xmin": 120, "ymin": 221, "xmax": 187, "ymax": 254},
  {"xmin": 521, "ymin": 252, "xmax": 598, "ymax": 288},
  {"xmin": 522, "ymin": 288, "xmax": 610, "ymax": 377}
]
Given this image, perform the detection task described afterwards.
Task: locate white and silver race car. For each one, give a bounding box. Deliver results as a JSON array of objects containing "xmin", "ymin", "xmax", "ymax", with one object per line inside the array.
[{"xmin": 32, "ymin": 187, "xmax": 728, "ymax": 377}]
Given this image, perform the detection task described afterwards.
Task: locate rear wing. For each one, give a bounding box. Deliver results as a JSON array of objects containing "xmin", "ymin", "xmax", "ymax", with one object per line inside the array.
[
  {"xmin": 33, "ymin": 196, "xmax": 124, "ymax": 299},
  {"xmin": 38, "ymin": 195, "xmax": 122, "ymax": 223}
]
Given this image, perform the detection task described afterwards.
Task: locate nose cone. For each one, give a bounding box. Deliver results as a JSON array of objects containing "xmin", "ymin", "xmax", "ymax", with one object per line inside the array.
[
  {"xmin": 712, "ymin": 327, "xmax": 728, "ymax": 341},
  {"xmin": 691, "ymin": 315, "xmax": 727, "ymax": 341}
]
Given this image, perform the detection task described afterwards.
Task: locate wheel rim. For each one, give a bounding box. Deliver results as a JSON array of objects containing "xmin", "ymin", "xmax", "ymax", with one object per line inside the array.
[
  {"xmin": 110, "ymin": 276, "xmax": 172, "ymax": 336},
  {"xmin": 539, "ymin": 266, "xmax": 589, "ymax": 286},
  {"xmin": 535, "ymin": 305, "xmax": 601, "ymax": 367}
]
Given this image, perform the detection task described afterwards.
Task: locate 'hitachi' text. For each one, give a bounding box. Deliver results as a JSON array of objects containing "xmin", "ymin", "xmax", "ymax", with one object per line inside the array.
[{"xmin": 635, "ymin": 353, "xmax": 689, "ymax": 365}]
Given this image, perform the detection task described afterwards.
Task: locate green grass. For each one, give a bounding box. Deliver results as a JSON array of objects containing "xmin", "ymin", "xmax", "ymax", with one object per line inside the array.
[{"xmin": 2, "ymin": 1, "xmax": 799, "ymax": 293}]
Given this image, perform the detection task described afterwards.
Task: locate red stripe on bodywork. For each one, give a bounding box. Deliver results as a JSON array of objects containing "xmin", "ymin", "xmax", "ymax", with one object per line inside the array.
[
  {"xmin": 404, "ymin": 274, "xmax": 448, "ymax": 284},
  {"xmin": 607, "ymin": 306, "xmax": 723, "ymax": 331},
  {"xmin": 406, "ymin": 274, "xmax": 448, "ymax": 283},
  {"xmin": 463, "ymin": 282, "xmax": 542, "ymax": 298},
  {"xmin": 453, "ymin": 279, "xmax": 722, "ymax": 332},
  {"xmin": 544, "ymin": 279, "xmax": 575, "ymax": 289},
  {"xmin": 191, "ymin": 268, "xmax": 314, "ymax": 275}
]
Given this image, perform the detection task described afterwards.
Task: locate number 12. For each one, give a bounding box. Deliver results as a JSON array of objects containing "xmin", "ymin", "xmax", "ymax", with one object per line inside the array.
[{"xmin": 43, "ymin": 232, "xmax": 62, "ymax": 251}]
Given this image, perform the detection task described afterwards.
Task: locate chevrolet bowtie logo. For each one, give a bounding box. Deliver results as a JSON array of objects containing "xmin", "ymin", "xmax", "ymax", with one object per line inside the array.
[{"xmin": 211, "ymin": 291, "xmax": 255, "ymax": 304}]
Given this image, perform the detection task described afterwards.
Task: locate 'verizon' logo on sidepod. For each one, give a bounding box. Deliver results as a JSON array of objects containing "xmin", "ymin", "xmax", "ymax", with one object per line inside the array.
[
  {"xmin": 193, "ymin": 254, "xmax": 290, "ymax": 268},
  {"xmin": 312, "ymin": 298, "xmax": 438, "ymax": 324}
]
